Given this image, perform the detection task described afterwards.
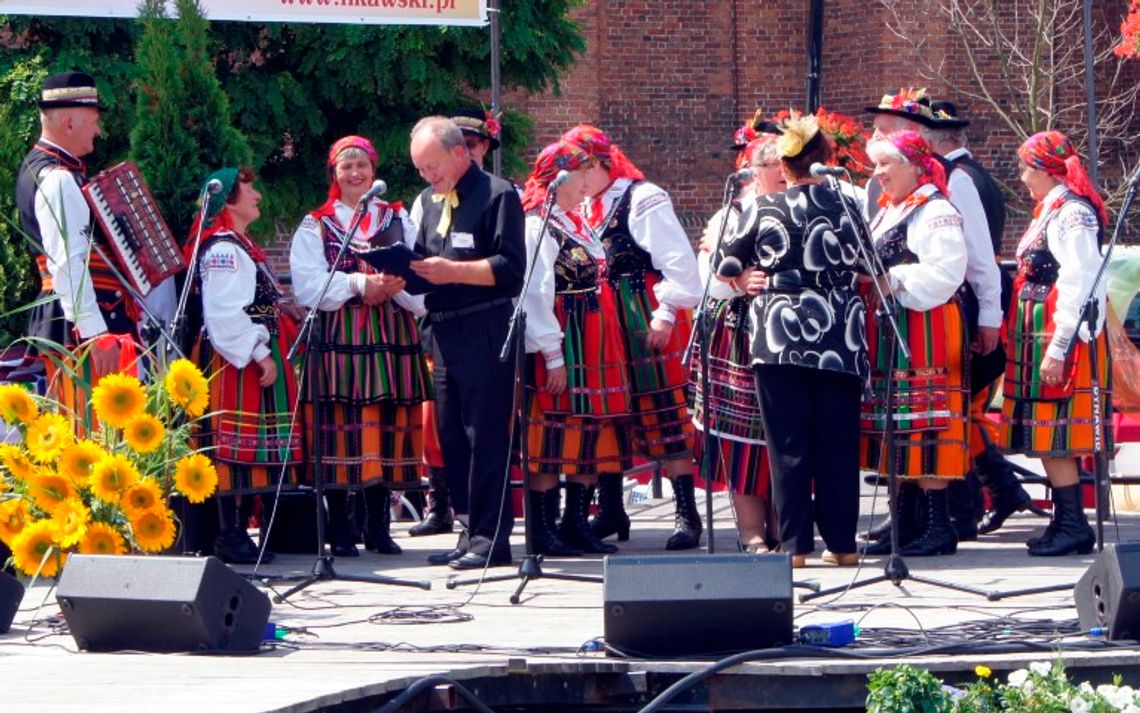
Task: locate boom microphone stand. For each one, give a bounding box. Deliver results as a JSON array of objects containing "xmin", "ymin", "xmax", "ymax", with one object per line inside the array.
[
  {"xmin": 273, "ymin": 181, "xmax": 430, "ymax": 602},
  {"xmin": 802, "ymin": 170, "xmax": 989, "ymax": 602},
  {"xmin": 446, "ymin": 173, "xmax": 604, "ymax": 604}
]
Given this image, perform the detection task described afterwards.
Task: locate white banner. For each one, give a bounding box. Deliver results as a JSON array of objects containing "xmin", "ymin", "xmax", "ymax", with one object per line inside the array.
[{"xmin": 0, "ymin": 0, "xmax": 487, "ymax": 26}]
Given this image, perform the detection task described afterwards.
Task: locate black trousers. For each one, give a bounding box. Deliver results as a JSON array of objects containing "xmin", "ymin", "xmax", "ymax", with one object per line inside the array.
[
  {"xmin": 430, "ymin": 304, "xmax": 516, "ymax": 557},
  {"xmin": 754, "ymin": 364, "xmax": 861, "ymax": 555}
]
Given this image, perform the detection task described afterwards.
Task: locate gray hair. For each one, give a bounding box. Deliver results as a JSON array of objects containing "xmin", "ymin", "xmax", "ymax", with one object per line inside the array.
[
  {"xmin": 866, "ymin": 136, "xmax": 910, "ymax": 167},
  {"xmin": 411, "ymin": 116, "xmax": 465, "ymax": 151},
  {"xmin": 919, "ymin": 124, "xmax": 968, "ymax": 149}
]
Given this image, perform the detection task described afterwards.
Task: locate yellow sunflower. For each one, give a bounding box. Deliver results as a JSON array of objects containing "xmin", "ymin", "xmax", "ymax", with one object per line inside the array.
[
  {"xmin": 27, "ymin": 469, "xmax": 76, "ymax": 513},
  {"xmin": 131, "ymin": 508, "xmax": 176, "ymax": 552},
  {"xmin": 10, "ymin": 519, "xmax": 64, "ymax": 577},
  {"xmin": 0, "ymin": 444, "xmax": 37, "ymax": 481},
  {"xmin": 49, "ymin": 498, "xmax": 91, "ymax": 548},
  {"xmin": 58, "ymin": 440, "xmax": 108, "ymax": 487},
  {"xmin": 79, "ymin": 521, "xmax": 127, "ymax": 555},
  {"xmin": 121, "ymin": 478, "xmax": 164, "ymax": 519},
  {"xmin": 25, "ymin": 412, "xmax": 75, "ymax": 463},
  {"xmin": 173, "ymin": 453, "xmax": 218, "ymax": 504},
  {"xmin": 89, "ymin": 453, "xmax": 140, "ymax": 505},
  {"xmin": 164, "ymin": 358, "xmax": 209, "ymax": 418},
  {"xmin": 91, "ymin": 373, "xmax": 147, "ymax": 429},
  {"xmin": 0, "ymin": 498, "xmax": 31, "ymax": 545},
  {"xmin": 122, "ymin": 414, "xmax": 165, "ymax": 454},
  {"xmin": 0, "ymin": 383, "xmax": 38, "ymax": 424}
]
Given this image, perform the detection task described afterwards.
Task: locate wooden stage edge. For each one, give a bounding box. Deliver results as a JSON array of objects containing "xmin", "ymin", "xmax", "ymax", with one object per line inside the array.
[{"xmin": 3, "ymin": 490, "xmax": 1140, "ymax": 712}]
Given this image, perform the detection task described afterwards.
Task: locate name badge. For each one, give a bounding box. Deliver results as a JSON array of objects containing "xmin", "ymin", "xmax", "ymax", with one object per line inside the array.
[{"xmin": 451, "ymin": 231, "xmax": 475, "ymax": 249}]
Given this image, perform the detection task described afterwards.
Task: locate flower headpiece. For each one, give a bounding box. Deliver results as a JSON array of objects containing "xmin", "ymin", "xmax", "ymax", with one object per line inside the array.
[
  {"xmin": 452, "ymin": 107, "xmax": 502, "ymax": 150},
  {"xmin": 875, "ymin": 130, "xmax": 949, "ymax": 197},
  {"xmin": 865, "ymin": 87, "xmax": 940, "ymax": 126},
  {"xmin": 775, "ymin": 111, "xmax": 823, "ymax": 159},
  {"xmin": 521, "ymin": 141, "xmax": 590, "ymax": 212},
  {"xmin": 1018, "ymin": 130, "xmax": 1108, "ymax": 227},
  {"xmin": 561, "ymin": 124, "xmax": 645, "ymax": 182}
]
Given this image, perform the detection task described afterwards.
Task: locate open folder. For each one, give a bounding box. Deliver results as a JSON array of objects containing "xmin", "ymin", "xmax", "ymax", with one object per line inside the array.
[{"xmin": 353, "ymin": 244, "xmax": 434, "ymax": 295}]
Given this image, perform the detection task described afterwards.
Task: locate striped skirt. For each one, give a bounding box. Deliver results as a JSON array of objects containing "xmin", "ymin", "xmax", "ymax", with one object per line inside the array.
[
  {"xmin": 693, "ymin": 433, "xmax": 770, "ymax": 498},
  {"xmin": 1001, "ymin": 291, "xmax": 1113, "ymax": 458},
  {"xmin": 611, "ymin": 273, "xmax": 695, "ymax": 459},
  {"xmin": 304, "ymin": 401, "xmax": 423, "ymax": 488},
  {"xmin": 860, "ymin": 300, "xmax": 970, "ymax": 480},
  {"xmin": 200, "ymin": 332, "xmax": 304, "ymax": 494},
  {"xmin": 525, "ymin": 399, "xmax": 632, "ymax": 476},
  {"xmin": 689, "ymin": 295, "xmax": 765, "ymax": 444}
]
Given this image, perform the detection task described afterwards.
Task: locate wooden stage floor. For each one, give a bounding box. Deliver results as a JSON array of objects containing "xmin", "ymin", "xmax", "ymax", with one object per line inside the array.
[{"xmin": 3, "ymin": 486, "xmax": 1140, "ymax": 712}]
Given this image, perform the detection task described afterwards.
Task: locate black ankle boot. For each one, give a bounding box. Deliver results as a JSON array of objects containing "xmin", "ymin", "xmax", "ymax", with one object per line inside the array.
[
  {"xmin": 976, "ymin": 446, "xmax": 1036, "ymax": 534},
  {"xmin": 588, "ymin": 473, "xmax": 630, "ymax": 541},
  {"xmin": 666, "ymin": 475, "xmax": 703, "ymax": 551},
  {"xmin": 862, "ymin": 482, "xmax": 924, "ymax": 555},
  {"xmin": 948, "ymin": 474, "xmax": 979, "ymax": 542},
  {"xmin": 363, "ymin": 486, "xmax": 402, "ymax": 555},
  {"xmin": 561, "ymin": 482, "xmax": 618, "ymax": 554},
  {"xmin": 326, "ymin": 490, "xmax": 359, "ymax": 558},
  {"xmin": 1028, "ymin": 484, "xmax": 1094, "ymax": 556},
  {"xmin": 529, "ymin": 488, "xmax": 581, "ymax": 557},
  {"xmin": 408, "ymin": 469, "xmax": 455, "ymax": 537},
  {"xmin": 898, "ymin": 488, "xmax": 958, "ymax": 556}
]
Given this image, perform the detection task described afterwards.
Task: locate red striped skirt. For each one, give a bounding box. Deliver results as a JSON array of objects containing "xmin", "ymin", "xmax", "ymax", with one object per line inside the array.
[
  {"xmin": 304, "ymin": 401, "xmax": 422, "ymax": 488},
  {"xmin": 524, "ymin": 397, "xmax": 632, "ymax": 476}
]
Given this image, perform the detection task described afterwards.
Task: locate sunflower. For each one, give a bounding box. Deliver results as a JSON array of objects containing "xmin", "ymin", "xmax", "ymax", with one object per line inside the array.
[
  {"xmin": 91, "ymin": 373, "xmax": 147, "ymax": 429},
  {"xmin": 131, "ymin": 508, "xmax": 176, "ymax": 552},
  {"xmin": 58, "ymin": 440, "xmax": 108, "ymax": 487},
  {"xmin": 25, "ymin": 412, "xmax": 75, "ymax": 463},
  {"xmin": 49, "ymin": 498, "xmax": 91, "ymax": 548},
  {"xmin": 173, "ymin": 453, "xmax": 218, "ymax": 504},
  {"xmin": 123, "ymin": 414, "xmax": 165, "ymax": 454},
  {"xmin": 0, "ymin": 498, "xmax": 31, "ymax": 545},
  {"xmin": 89, "ymin": 453, "xmax": 140, "ymax": 505},
  {"xmin": 121, "ymin": 478, "xmax": 163, "ymax": 519},
  {"xmin": 0, "ymin": 444, "xmax": 37, "ymax": 481},
  {"xmin": 164, "ymin": 358, "xmax": 209, "ymax": 418},
  {"xmin": 27, "ymin": 469, "xmax": 76, "ymax": 513},
  {"xmin": 10, "ymin": 519, "xmax": 64, "ymax": 577},
  {"xmin": 78, "ymin": 521, "xmax": 127, "ymax": 555},
  {"xmin": 0, "ymin": 383, "xmax": 38, "ymax": 424}
]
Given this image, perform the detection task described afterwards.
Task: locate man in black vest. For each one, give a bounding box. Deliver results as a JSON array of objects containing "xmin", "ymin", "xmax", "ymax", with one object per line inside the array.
[
  {"xmin": 409, "ymin": 116, "xmax": 526, "ymax": 569},
  {"xmin": 16, "ymin": 71, "xmax": 134, "ymax": 377}
]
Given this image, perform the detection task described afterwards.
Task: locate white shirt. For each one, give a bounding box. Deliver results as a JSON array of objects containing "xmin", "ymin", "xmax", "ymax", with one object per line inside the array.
[
  {"xmin": 699, "ymin": 205, "xmax": 746, "ymax": 301},
  {"xmin": 199, "ymin": 234, "xmax": 271, "ymax": 369},
  {"xmin": 944, "ymin": 147, "xmax": 1003, "ymax": 328}
]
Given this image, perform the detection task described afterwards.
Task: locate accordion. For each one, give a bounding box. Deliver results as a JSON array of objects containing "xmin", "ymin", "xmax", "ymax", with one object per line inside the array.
[{"xmin": 82, "ymin": 161, "xmax": 185, "ymax": 296}]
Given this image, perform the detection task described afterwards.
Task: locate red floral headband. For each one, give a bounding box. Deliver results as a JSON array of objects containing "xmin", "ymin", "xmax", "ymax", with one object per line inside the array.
[
  {"xmin": 1019, "ymin": 130, "xmax": 1108, "ymax": 227},
  {"xmin": 521, "ymin": 141, "xmax": 590, "ymax": 212},
  {"xmin": 562, "ymin": 124, "xmax": 645, "ymax": 182}
]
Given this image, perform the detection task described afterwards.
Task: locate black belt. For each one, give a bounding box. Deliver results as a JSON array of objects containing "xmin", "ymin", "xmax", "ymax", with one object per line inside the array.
[{"xmin": 429, "ymin": 297, "xmax": 512, "ymax": 324}]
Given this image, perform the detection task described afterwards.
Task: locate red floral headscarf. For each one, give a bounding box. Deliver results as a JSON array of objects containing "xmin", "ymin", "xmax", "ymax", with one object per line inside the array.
[
  {"xmin": 874, "ymin": 130, "xmax": 948, "ymax": 199},
  {"xmin": 1018, "ymin": 130, "xmax": 1109, "ymax": 227},
  {"xmin": 561, "ymin": 124, "xmax": 645, "ymax": 182},
  {"xmin": 324, "ymin": 135, "xmax": 379, "ymax": 203},
  {"xmin": 520, "ymin": 141, "xmax": 591, "ymax": 213}
]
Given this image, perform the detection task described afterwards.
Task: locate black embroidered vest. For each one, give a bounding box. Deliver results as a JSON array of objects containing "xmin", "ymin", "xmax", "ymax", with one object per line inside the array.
[{"xmin": 599, "ymin": 183, "xmax": 657, "ymax": 288}]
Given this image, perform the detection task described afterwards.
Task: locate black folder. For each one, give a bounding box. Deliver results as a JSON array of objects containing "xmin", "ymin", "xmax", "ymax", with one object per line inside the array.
[{"xmin": 354, "ymin": 243, "xmax": 434, "ymax": 295}]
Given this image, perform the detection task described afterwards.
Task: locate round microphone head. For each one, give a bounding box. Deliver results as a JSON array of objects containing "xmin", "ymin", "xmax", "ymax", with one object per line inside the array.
[
  {"xmin": 205, "ymin": 179, "xmax": 224, "ymax": 194},
  {"xmin": 550, "ymin": 170, "xmax": 571, "ymax": 189},
  {"xmin": 371, "ymin": 179, "xmax": 387, "ymax": 196},
  {"xmin": 717, "ymin": 256, "xmax": 744, "ymax": 278},
  {"xmin": 809, "ymin": 163, "xmax": 828, "ymax": 178},
  {"xmin": 733, "ymin": 168, "xmax": 754, "ymax": 182}
]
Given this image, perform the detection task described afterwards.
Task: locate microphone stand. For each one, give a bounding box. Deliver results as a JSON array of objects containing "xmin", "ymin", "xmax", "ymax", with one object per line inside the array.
[
  {"xmin": 89, "ymin": 243, "xmax": 185, "ymax": 362},
  {"xmin": 988, "ymin": 162, "xmax": 1138, "ymax": 600},
  {"xmin": 802, "ymin": 171, "xmax": 989, "ymax": 602},
  {"xmin": 167, "ymin": 183, "xmax": 214, "ymax": 363},
  {"xmin": 272, "ymin": 191, "xmax": 430, "ymax": 602},
  {"xmin": 446, "ymin": 185, "xmax": 604, "ymax": 603}
]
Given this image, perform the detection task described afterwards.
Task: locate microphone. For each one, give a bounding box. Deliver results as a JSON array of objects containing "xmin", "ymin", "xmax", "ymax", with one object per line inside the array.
[
  {"xmin": 730, "ymin": 168, "xmax": 753, "ymax": 184},
  {"xmin": 205, "ymin": 179, "xmax": 224, "ymax": 195},
  {"xmin": 810, "ymin": 163, "xmax": 847, "ymax": 178},
  {"xmin": 716, "ymin": 256, "xmax": 744, "ymax": 278},
  {"xmin": 359, "ymin": 180, "xmax": 388, "ymax": 204},
  {"xmin": 548, "ymin": 170, "xmax": 572, "ymax": 192}
]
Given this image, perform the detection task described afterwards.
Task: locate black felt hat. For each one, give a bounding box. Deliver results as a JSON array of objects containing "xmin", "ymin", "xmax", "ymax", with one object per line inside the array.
[
  {"xmin": 864, "ymin": 88, "xmax": 940, "ymax": 127},
  {"xmin": 38, "ymin": 71, "xmax": 106, "ymax": 111},
  {"xmin": 928, "ymin": 100, "xmax": 971, "ymax": 129},
  {"xmin": 451, "ymin": 107, "xmax": 501, "ymax": 151}
]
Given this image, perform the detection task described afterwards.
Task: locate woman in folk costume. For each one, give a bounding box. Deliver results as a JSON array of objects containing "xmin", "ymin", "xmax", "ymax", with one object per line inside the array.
[
  {"xmin": 860, "ymin": 131, "xmax": 969, "ymax": 558},
  {"xmin": 520, "ymin": 141, "xmax": 634, "ymax": 556},
  {"xmin": 194, "ymin": 167, "xmax": 303, "ymax": 564},
  {"xmin": 690, "ymin": 134, "xmax": 783, "ymax": 553},
  {"xmin": 1002, "ymin": 130, "xmax": 1112, "ymax": 557},
  {"xmin": 562, "ymin": 124, "xmax": 704, "ymax": 551},
  {"xmin": 290, "ymin": 135, "xmax": 432, "ymax": 557}
]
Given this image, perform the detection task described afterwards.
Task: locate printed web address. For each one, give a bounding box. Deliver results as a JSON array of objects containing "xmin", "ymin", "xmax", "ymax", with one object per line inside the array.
[{"xmin": 280, "ymin": 0, "xmax": 459, "ymax": 9}]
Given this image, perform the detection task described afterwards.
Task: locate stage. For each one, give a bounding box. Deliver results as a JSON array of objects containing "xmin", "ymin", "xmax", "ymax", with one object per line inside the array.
[{"xmin": 3, "ymin": 482, "xmax": 1140, "ymax": 713}]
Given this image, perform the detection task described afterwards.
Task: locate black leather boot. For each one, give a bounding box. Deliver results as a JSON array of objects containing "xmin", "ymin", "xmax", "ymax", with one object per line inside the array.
[
  {"xmin": 1027, "ymin": 484, "xmax": 1094, "ymax": 556},
  {"xmin": 529, "ymin": 488, "xmax": 581, "ymax": 557},
  {"xmin": 588, "ymin": 473, "xmax": 630, "ymax": 541},
  {"xmin": 898, "ymin": 488, "xmax": 958, "ymax": 556},
  {"xmin": 863, "ymin": 482, "xmax": 924, "ymax": 555},
  {"xmin": 325, "ymin": 490, "xmax": 359, "ymax": 558},
  {"xmin": 363, "ymin": 485, "xmax": 402, "ymax": 555},
  {"xmin": 560, "ymin": 482, "xmax": 618, "ymax": 554},
  {"xmin": 976, "ymin": 446, "xmax": 1037, "ymax": 534},
  {"xmin": 947, "ymin": 474, "xmax": 979, "ymax": 542},
  {"xmin": 408, "ymin": 468, "xmax": 455, "ymax": 537},
  {"xmin": 665, "ymin": 475, "xmax": 703, "ymax": 551}
]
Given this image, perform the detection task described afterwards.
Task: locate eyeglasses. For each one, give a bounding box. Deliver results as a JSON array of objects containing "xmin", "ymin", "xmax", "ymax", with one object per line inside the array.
[{"xmin": 464, "ymin": 137, "xmax": 486, "ymax": 151}]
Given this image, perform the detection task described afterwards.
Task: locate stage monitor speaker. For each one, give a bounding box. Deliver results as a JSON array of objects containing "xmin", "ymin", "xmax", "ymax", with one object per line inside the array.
[
  {"xmin": 603, "ymin": 553, "xmax": 793, "ymax": 658},
  {"xmin": 1075, "ymin": 542, "xmax": 1140, "ymax": 641},
  {"xmin": 56, "ymin": 554, "xmax": 271, "ymax": 652},
  {"xmin": 1, "ymin": 571, "xmax": 24, "ymax": 634}
]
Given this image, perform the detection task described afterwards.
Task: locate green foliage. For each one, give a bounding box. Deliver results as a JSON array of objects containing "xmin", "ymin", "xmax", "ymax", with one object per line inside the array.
[
  {"xmin": 130, "ymin": 0, "xmax": 252, "ymax": 239},
  {"xmin": 867, "ymin": 665, "xmax": 953, "ymax": 713}
]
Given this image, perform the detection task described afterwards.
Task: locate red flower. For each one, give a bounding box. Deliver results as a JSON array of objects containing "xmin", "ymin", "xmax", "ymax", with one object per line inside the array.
[
  {"xmin": 1115, "ymin": 0, "xmax": 1140, "ymax": 59},
  {"xmin": 484, "ymin": 112, "xmax": 501, "ymax": 139}
]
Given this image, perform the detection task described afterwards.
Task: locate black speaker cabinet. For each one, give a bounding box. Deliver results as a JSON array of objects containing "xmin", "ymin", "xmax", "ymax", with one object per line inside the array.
[
  {"xmin": 0, "ymin": 571, "xmax": 24, "ymax": 634},
  {"xmin": 56, "ymin": 555, "xmax": 271, "ymax": 652},
  {"xmin": 603, "ymin": 553, "xmax": 793, "ymax": 657},
  {"xmin": 1075, "ymin": 542, "xmax": 1140, "ymax": 641}
]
